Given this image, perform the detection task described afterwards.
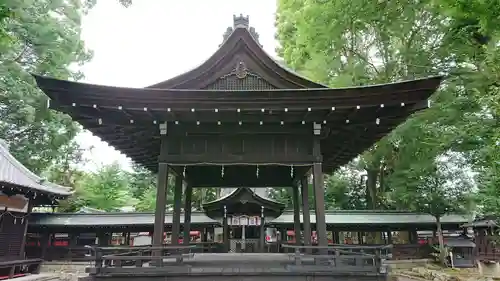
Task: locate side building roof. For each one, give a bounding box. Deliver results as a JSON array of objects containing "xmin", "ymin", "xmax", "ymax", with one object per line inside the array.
[
  {"xmin": 28, "ymin": 210, "xmax": 470, "ymax": 230},
  {"xmin": 0, "ymin": 140, "xmax": 72, "ymax": 203}
]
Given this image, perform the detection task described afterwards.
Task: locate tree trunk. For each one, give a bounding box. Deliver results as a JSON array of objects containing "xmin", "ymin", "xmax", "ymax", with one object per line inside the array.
[
  {"xmin": 365, "ymin": 169, "xmax": 378, "ymax": 209},
  {"xmin": 435, "ymin": 215, "xmax": 447, "ymax": 265}
]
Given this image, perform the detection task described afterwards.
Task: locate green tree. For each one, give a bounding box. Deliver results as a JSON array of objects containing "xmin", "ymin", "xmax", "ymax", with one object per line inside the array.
[
  {"xmin": 77, "ymin": 163, "xmax": 136, "ymax": 211},
  {"xmin": 275, "ymin": 0, "xmax": 494, "ymax": 213},
  {"xmin": 0, "ymin": 0, "xmax": 94, "ymax": 173},
  {"xmin": 128, "ymin": 163, "xmax": 156, "ymax": 199},
  {"xmin": 0, "ymin": 0, "xmax": 132, "ymax": 174},
  {"xmin": 325, "ymin": 167, "xmax": 366, "ymax": 210},
  {"xmin": 389, "ymin": 153, "xmax": 474, "ymax": 263}
]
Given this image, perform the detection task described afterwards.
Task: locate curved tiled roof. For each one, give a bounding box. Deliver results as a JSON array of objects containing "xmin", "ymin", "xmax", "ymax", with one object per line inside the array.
[
  {"xmin": 0, "ymin": 139, "xmax": 72, "ymax": 197},
  {"xmin": 27, "ymin": 210, "xmax": 470, "ymax": 228}
]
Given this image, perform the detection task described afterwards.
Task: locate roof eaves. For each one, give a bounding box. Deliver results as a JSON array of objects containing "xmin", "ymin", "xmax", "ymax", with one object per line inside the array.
[{"xmin": 0, "ymin": 140, "xmax": 73, "ymax": 197}]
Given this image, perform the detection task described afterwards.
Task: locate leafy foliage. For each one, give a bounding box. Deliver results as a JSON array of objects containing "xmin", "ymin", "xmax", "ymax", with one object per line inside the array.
[{"xmin": 0, "ymin": 0, "xmax": 94, "ymax": 173}]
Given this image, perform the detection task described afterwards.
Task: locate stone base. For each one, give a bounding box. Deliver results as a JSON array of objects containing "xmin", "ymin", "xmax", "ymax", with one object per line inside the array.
[
  {"xmin": 477, "ymin": 260, "xmax": 500, "ymax": 277},
  {"xmin": 385, "ymin": 259, "xmax": 432, "ymax": 271},
  {"xmin": 41, "ymin": 261, "xmax": 90, "ymax": 281}
]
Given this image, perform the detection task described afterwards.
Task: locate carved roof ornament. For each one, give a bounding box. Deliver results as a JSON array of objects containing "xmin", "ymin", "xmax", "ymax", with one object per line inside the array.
[
  {"xmin": 234, "ymin": 61, "xmax": 248, "ymax": 79},
  {"xmin": 220, "ymin": 14, "xmax": 260, "ymax": 46}
]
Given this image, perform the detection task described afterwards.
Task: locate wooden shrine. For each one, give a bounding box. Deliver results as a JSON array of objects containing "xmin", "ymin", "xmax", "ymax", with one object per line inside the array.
[
  {"xmin": 32, "ymin": 14, "xmax": 443, "ymax": 280},
  {"xmin": 0, "ymin": 139, "xmax": 72, "ymax": 278}
]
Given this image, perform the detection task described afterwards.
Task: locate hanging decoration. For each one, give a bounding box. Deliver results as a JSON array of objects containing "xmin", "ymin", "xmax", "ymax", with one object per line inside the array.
[
  {"xmin": 256, "ymin": 165, "xmax": 259, "ymax": 178},
  {"xmin": 183, "ymin": 166, "xmax": 186, "ymax": 177},
  {"xmin": 290, "ymin": 166, "xmax": 294, "ymax": 178},
  {"xmin": 221, "ymin": 165, "xmax": 225, "ymax": 177}
]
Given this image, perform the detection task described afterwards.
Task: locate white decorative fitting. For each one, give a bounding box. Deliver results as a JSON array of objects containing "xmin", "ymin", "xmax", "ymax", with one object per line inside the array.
[
  {"xmin": 259, "ymin": 121, "xmax": 263, "ymax": 125},
  {"xmin": 130, "ymin": 119, "xmax": 134, "ymax": 124},
  {"xmin": 215, "ymin": 108, "xmax": 219, "ymax": 112},
  {"xmin": 376, "ymin": 118, "xmax": 380, "ymax": 125},
  {"xmin": 313, "ymin": 122, "xmax": 322, "ymax": 135},
  {"xmin": 191, "ymin": 108, "xmax": 195, "ymax": 112},
  {"xmin": 331, "ymin": 107, "xmax": 335, "ymax": 111},
  {"xmin": 323, "ymin": 120, "xmax": 326, "ymax": 124},
  {"xmin": 261, "ymin": 108, "xmax": 265, "ymax": 112},
  {"xmin": 93, "ymin": 104, "xmax": 97, "ymax": 108},
  {"xmin": 237, "ymin": 108, "xmax": 241, "ymax": 112},
  {"xmin": 217, "ymin": 121, "xmax": 221, "ymax": 125},
  {"xmin": 427, "ymin": 100, "xmax": 431, "ymax": 108},
  {"xmin": 159, "ymin": 122, "xmax": 168, "ymax": 135},
  {"xmin": 143, "ymin": 107, "xmax": 147, "ymax": 111},
  {"xmin": 302, "ymin": 121, "xmax": 305, "ymax": 124},
  {"xmin": 196, "ymin": 121, "xmax": 200, "ymax": 125},
  {"xmin": 346, "ymin": 119, "xmax": 350, "ymax": 123},
  {"xmin": 401, "ymin": 102, "xmax": 405, "ymax": 107},
  {"xmin": 307, "ymin": 107, "xmax": 311, "ymax": 111},
  {"xmin": 98, "ymin": 118, "xmax": 102, "ymax": 125},
  {"xmin": 356, "ymin": 105, "xmax": 360, "ymax": 109},
  {"xmin": 167, "ymin": 108, "xmax": 171, "ymax": 112},
  {"xmin": 153, "ymin": 120, "xmax": 157, "ymax": 124},
  {"xmin": 284, "ymin": 108, "xmax": 288, "ymax": 112},
  {"xmin": 118, "ymin": 105, "xmax": 122, "ymax": 110},
  {"xmin": 280, "ymin": 121, "xmax": 284, "ymax": 125},
  {"xmin": 380, "ymin": 104, "xmax": 384, "ymax": 108},
  {"xmin": 175, "ymin": 121, "xmax": 179, "ymax": 125},
  {"xmin": 238, "ymin": 121, "xmax": 242, "ymax": 125},
  {"xmin": 71, "ymin": 102, "xmax": 76, "ymax": 107}
]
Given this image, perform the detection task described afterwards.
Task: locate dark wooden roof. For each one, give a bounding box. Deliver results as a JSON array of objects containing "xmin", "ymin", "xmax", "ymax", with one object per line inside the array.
[
  {"xmin": 32, "ymin": 16, "xmax": 443, "ymax": 173},
  {"xmin": 147, "ymin": 15, "xmax": 326, "ymax": 90},
  {"xmin": 202, "ymin": 187, "xmax": 285, "ymax": 218},
  {"xmin": 461, "ymin": 216, "xmax": 497, "ymax": 229},
  {"xmin": 0, "ymin": 139, "xmax": 72, "ymax": 201}
]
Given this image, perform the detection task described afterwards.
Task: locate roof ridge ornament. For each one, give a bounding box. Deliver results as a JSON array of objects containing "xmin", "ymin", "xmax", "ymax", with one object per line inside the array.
[
  {"xmin": 221, "ymin": 14, "xmax": 260, "ymax": 46},
  {"xmin": 233, "ymin": 14, "xmax": 249, "ymax": 29}
]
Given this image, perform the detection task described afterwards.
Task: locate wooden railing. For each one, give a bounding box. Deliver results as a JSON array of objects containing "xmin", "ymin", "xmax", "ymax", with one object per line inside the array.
[
  {"xmin": 392, "ymin": 244, "xmax": 433, "ymax": 260},
  {"xmin": 0, "ymin": 258, "xmax": 43, "ymax": 279},
  {"xmin": 25, "ymin": 242, "xmax": 224, "ymax": 261},
  {"xmin": 281, "ymin": 244, "xmax": 391, "ymax": 275},
  {"xmin": 86, "ymin": 245, "xmax": 196, "ymax": 275},
  {"xmin": 280, "ymin": 243, "xmax": 432, "ymax": 260}
]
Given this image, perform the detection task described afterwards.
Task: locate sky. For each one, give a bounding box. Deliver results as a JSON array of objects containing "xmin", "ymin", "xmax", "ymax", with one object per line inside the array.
[{"xmin": 76, "ymin": 0, "xmax": 278, "ymax": 170}]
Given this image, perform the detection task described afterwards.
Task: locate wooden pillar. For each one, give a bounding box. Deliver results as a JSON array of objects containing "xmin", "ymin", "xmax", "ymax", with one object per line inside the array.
[
  {"xmin": 312, "ymin": 127, "xmax": 328, "ymax": 247},
  {"xmin": 292, "ymin": 184, "xmax": 302, "ymax": 246},
  {"xmin": 171, "ymin": 176, "xmax": 183, "ymax": 245},
  {"xmin": 182, "ymin": 184, "xmax": 193, "ymax": 245},
  {"xmin": 40, "ymin": 232, "xmax": 50, "ymax": 259},
  {"xmin": 19, "ymin": 201, "xmax": 34, "ymax": 258},
  {"xmin": 259, "ymin": 206, "xmax": 266, "ymax": 252},
  {"xmin": 301, "ymin": 176, "xmax": 312, "ymax": 248},
  {"xmin": 153, "ymin": 162, "xmax": 169, "ymax": 248},
  {"xmin": 223, "ymin": 205, "xmax": 229, "ymax": 252}
]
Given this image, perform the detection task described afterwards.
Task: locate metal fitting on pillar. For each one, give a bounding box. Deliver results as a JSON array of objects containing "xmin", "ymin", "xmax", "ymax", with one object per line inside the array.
[
  {"xmin": 261, "ymin": 205, "xmax": 264, "ymax": 218},
  {"xmin": 224, "ymin": 205, "xmax": 227, "ymax": 218},
  {"xmin": 159, "ymin": 122, "xmax": 167, "ymax": 135},
  {"xmin": 313, "ymin": 122, "xmax": 321, "ymax": 135}
]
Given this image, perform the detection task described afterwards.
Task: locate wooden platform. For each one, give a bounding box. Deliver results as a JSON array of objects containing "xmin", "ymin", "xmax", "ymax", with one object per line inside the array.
[{"xmin": 84, "ymin": 253, "xmax": 388, "ymax": 281}]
